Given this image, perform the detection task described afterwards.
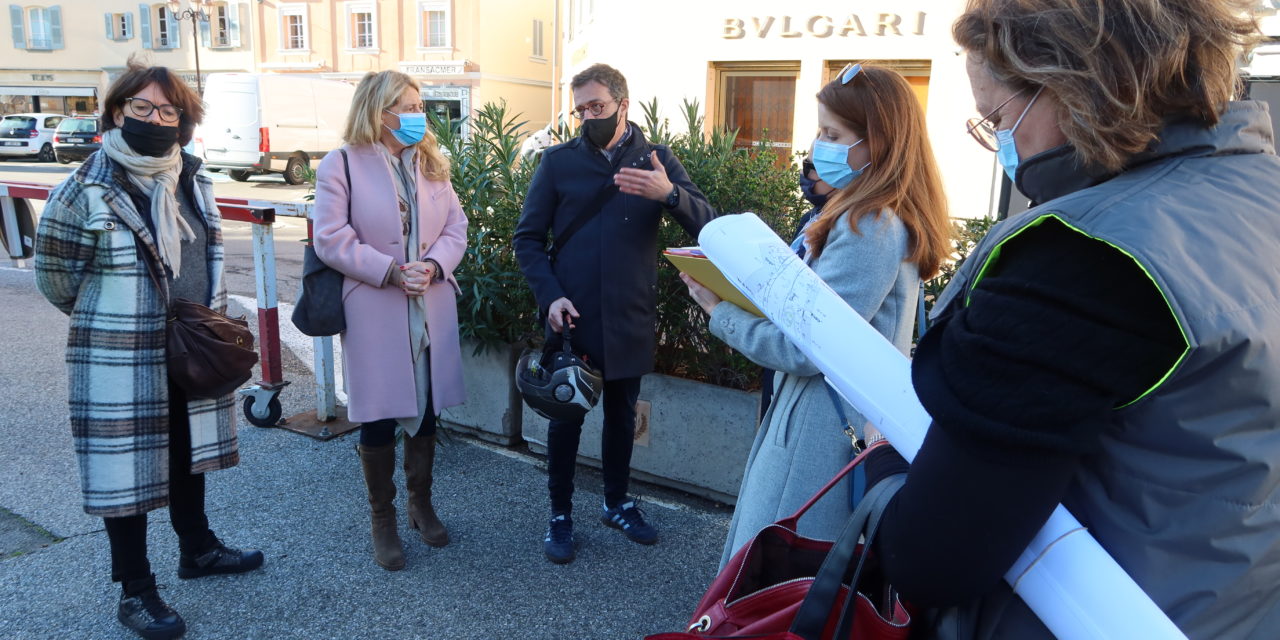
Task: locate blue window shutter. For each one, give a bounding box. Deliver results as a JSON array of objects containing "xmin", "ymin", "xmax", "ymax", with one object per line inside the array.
[
  {"xmin": 169, "ymin": 11, "xmax": 179, "ymax": 48},
  {"xmin": 48, "ymin": 6, "xmax": 62, "ymax": 49},
  {"xmin": 124, "ymin": 12, "xmax": 133, "ymax": 39},
  {"xmin": 138, "ymin": 4, "xmax": 151, "ymax": 48},
  {"xmin": 199, "ymin": 11, "xmax": 210, "ymax": 46},
  {"xmin": 9, "ymin": 5, "xmax": 24, "ymax": 49},
  {"xmin": 227, "ymin": 2, "xmax": 240, "ymax": 47},
  {"xmin": 105, "ymin": 12, "xmax": 113, "ymax": 39}
]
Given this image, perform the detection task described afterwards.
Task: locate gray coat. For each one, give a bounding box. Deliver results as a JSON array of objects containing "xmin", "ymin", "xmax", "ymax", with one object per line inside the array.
[{"xmin": 712, "ymin": 209, "xmax": 918, "ymax": 565}]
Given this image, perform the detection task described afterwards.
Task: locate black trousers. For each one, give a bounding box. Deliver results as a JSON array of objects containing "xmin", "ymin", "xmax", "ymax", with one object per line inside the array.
[
  {"xmin": 546, "ymin": 376, "xmax": 642, "ymax": 515},
  {"xmin": 103, "ymin": 385, "xmax": 213, "ymax": 584},
  {"xmin": 359, "ymin": 392, "xmax": 438, "ymax": 447}
]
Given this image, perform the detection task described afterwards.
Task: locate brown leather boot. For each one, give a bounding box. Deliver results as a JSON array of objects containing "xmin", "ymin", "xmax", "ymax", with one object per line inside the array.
[
  {"xmin": 403, "ymin": 433, "xmax": 450, "ymax": 547},
  {"xmin": 358, "ymin": 443, "xmax": 406, "ymax": 570}
]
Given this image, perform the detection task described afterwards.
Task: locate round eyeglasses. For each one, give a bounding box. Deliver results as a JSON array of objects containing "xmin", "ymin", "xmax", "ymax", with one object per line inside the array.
[
  {"xmin": 125, "ymin": 97, "xmax": 183, "ymax": 123},
  {"xmin": 571, "ymin": 99, "xmax": 618, "ymax": 120}
]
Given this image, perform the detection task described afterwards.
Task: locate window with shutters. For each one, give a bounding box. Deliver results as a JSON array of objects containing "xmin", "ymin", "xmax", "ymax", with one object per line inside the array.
[
  {"xmin": 108, "ymin": 12, "xmax": 132, "ymax": 40},
  {"xmin": 211, "ymin": 2, "xmax": 229, "ymax": 47},
  {"xmin": 279, "ymin": 3, "xmax": 307, "ymax": 51},
  {"xmin": 531, "ymin": 19, "xmax": 544, "ymax": 59},
  {"xmin": 26, "ymin": 6, "xmax": 51, "ymax": 49},
  {"xmin": 155, "ymin": 5, "xmax": 173, "ymax": 48}
]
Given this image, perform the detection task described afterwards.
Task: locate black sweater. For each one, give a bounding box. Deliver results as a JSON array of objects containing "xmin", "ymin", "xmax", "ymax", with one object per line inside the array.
[{"xmin": 864, "ymin": 204, "xmax": 1185, "ymax": 606}]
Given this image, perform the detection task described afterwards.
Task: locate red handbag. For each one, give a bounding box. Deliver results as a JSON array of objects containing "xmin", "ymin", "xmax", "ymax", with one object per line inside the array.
[{"xmin": 646, "ymin": 449, "xmax": 911, "ymax": 640}]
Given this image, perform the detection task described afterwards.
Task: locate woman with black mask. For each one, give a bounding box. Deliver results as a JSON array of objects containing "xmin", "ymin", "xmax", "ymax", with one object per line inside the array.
[{"xmin": 34, "ymin": 58, "xmax": 262, "ymax": 640}]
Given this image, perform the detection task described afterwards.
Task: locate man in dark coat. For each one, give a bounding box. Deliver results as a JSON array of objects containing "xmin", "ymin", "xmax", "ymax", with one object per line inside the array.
[{"xmin": 513, "ymin": 63, "xmax": 716, "ymax": 564}]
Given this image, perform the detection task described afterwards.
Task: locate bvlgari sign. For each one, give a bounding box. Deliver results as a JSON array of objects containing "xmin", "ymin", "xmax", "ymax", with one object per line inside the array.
[{"xmin": 723, "ymin": 13, "xmax": 927, "ymax": 38}]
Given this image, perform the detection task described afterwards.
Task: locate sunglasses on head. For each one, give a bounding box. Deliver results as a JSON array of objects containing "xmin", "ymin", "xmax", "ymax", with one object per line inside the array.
[{"xmin": 837, "ymin": 63, "xmax": 863, "ymax": 85}]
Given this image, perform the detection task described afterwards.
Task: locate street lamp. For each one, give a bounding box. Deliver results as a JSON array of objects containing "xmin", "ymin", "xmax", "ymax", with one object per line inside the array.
[{"xmin": 167, "ymin": 0, "xmax": 209, "ymax": 95}]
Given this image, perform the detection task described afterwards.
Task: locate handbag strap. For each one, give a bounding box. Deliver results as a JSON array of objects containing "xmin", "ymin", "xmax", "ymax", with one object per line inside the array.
[
  {"xmin": 824, "ymin": 379, "xmax": 858, "ymax": 446},
  {"xmin": 547, "ymin": 142, "xmax": 654, "ymax": 263},
  {"xmin": 338, "ymin": 148, "xmax": 353, "ymax": 225},
  {"xmin": 789, "ymin": 473, "xmax": 907, "ymax": 640},
  {"xmin": 777, "ymin": 443, "xmax": 877, "ymax": 530}
]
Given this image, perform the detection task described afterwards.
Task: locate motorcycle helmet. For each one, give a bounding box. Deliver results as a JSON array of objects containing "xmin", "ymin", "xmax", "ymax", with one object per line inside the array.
[{"xmin": 515, "ymin": 316, "xmax": 603, "ymax": 422}]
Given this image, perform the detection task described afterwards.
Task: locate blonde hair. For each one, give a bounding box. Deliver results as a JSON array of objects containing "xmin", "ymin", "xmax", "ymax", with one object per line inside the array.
[
  {"xmin": 954, "ymin": 0, "xmax": 1260, "ymax": 172},
  {"xmin": 806, "ymin": 65, "xmax": 951, "ymax": 280},
  {"xmin": 342, "ymin": 71, "xmax": 450, "ymax": 181}
]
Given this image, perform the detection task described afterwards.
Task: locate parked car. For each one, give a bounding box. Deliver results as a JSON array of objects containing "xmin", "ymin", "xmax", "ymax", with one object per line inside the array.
[
  {"xmin": 0, "ymin": 113, "xmax": 64, "ymax": 162},
  {"xmin": 198, "ymin": 73, "xmax": 355, "ymax": 185},
  {"xmin": 52, "ymin": 116, "xmax": 102, "ymax": 164}
]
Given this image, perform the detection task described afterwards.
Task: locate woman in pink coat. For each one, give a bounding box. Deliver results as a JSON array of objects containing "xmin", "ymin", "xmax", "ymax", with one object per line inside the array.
[{"xmin": 313, "ymin": 70, "xmax": 468, "ymax": 571}]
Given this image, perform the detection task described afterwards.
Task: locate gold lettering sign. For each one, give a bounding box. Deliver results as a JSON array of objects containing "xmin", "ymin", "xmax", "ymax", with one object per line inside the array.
[{"xmin": 722, "ymin": 13, "xmax": 926, "ymax": 39}]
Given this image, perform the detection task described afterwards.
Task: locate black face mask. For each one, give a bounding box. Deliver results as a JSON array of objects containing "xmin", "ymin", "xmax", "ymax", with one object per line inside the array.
[
  {"xmin": 120, "ymin": 116, "xmax": 180, "ymax": 157},
  {"xmin": 799, "ymin": 160, "xmax": 829, "ymax": 209},
  {"xmin": 580, "ymin": 110, "xmax": 620, "ymax": 149}
]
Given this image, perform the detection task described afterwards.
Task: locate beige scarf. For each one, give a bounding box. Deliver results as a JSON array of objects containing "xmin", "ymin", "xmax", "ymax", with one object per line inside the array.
[{"xmin": 101, "ymin": 128, "xmax": 194, "ymax": 278}]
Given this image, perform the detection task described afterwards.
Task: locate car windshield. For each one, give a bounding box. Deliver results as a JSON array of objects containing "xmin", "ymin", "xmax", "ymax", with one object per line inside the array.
[
  {"xmin": 1, "ymin": 116, "xmax": 36, "ymax": 131},
  {"xmin": 57, "ymin": 118, "xmax": 97, "ymax": 133}
]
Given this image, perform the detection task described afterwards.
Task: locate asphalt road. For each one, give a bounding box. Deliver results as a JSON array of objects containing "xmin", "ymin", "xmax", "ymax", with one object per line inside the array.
[{"xmin": 0, "ymin": 158, "xmax": 736, "ymax": 639}]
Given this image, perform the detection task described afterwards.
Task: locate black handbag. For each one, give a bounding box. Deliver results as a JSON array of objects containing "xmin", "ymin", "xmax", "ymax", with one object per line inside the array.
[{"xmin": 292, "ymin": 149, "xmax": 352, "ymax": 337}]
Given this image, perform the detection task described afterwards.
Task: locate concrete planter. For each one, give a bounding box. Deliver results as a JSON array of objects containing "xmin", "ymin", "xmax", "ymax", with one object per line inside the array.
[
  {"xmin": 523, "ymin": 372, "xmax": 758, "ymax": 505},
  {"xmin": 439, "ymin": 340, "xmax": 522, "ymax": 446}
]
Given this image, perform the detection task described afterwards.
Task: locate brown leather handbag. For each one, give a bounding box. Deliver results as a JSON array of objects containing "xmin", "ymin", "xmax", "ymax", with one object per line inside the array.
[{"xmin": 142, "ymin": 245, "xmax": 258, "ymax": 400}]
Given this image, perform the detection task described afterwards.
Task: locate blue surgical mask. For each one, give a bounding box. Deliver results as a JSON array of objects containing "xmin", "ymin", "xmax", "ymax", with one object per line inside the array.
[
  {"xmin": 993, "ymin": 86, "xmax": 1043, "ymax": 181},
  {"xmin": 384, "ymin": 110, "xmax": 427, "ymax": 146},
  {"xmin": 812, "ymin": 138, "xmax": 870, "ymax": 190}
]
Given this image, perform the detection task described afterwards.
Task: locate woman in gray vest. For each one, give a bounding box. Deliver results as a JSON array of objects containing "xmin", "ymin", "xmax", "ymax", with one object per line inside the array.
[{"xmin": 860, "ymin": 1, "xmax": 1280, "ymax": 638}]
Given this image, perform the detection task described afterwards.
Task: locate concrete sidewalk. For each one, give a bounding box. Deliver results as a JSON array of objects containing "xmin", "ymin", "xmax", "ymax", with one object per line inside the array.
[{"xmin": 0, "ymin": 268, "xmax": 736, "ymax": 640}]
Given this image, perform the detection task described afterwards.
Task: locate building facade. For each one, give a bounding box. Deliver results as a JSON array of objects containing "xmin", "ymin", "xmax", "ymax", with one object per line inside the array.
[
  {"xmin": 3, "ymin": 0, "xmax": 553, "ymax": 133},
  {"xmin": 1, "ymin": 0, "xmax": 256, "ymax": 116},
  {"xmin": 252, "ymin": 0, "xmax": 554, "ymax": 132}
]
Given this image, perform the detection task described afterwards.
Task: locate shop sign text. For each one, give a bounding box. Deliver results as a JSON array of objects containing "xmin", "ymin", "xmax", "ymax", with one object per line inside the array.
[{"xmin": 722, "ymin": 13, "xmax": 927, "ymax": 39}]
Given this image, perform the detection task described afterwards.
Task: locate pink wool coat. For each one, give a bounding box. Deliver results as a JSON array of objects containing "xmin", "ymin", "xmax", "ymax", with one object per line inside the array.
[{"xmin": 312, "ymin": 143, "xmax": 467, "ymax": 422}]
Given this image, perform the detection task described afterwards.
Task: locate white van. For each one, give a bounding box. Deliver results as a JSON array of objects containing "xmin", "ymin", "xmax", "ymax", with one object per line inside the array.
[{"xmin": 198, "ymin": 73, "xmax": 355, "ymax": 185}]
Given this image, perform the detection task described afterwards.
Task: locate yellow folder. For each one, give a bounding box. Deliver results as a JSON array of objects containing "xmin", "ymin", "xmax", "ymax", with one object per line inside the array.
[{"xmin": 663, "ymin": 249, "xmax": 765, "ymax": 317}]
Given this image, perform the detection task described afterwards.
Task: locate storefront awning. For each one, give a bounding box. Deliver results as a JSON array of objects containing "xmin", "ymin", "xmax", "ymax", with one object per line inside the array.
[{"xmin": 0, "ymin": 86, "xmax": 95, "ymax": 97}]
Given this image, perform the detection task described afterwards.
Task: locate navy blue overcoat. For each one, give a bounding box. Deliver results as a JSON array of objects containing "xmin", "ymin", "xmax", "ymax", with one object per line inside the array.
[{"xmin": 513, "ymin": 125, "xmax": 716, "ymax": 380}]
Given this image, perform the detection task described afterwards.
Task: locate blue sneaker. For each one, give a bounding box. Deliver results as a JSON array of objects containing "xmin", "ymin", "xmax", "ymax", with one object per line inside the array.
[
  {"xmin": 543, "ymin": 515, "xmax": 575, "ymax": 564},
  {"xmin": 601, "ymin": 500, "xmax": 658, "ymax": 545}
]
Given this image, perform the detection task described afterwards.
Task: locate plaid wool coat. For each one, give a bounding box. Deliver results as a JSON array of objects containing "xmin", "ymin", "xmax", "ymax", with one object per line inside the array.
[{"xmin": 35, "ymin": 151, "xmax": 239, "ymax": 518}]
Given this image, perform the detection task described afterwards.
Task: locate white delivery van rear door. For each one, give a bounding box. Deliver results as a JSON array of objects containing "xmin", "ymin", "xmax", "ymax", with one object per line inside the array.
[{"xmin": 202, "ymin": 74, "xmax": 261, "ymax": 168}]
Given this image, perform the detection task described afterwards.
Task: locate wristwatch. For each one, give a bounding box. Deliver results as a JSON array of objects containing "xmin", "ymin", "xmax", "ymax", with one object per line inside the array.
[{"xmin": 664, "ymin": 187, "xmax": 680, "ymax": 209}]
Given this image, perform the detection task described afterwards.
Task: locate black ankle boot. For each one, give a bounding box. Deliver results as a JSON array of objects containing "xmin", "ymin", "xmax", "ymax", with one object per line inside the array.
[
  {"xmin": 177, "ymin": 536, "xmax": 264, "ymax": 579},
  {"xmin": 117, "ymin": 575, "xmax": 186, "ymax": 640}
]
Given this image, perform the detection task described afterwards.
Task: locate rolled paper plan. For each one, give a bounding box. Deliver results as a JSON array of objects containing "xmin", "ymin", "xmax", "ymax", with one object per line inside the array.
[{"xmin": 698, "ymin": 212, "xmax": 1187, "ymax": 640}]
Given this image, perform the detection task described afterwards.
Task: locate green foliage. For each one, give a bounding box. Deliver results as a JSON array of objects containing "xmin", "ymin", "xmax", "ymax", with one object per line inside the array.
[
  {"xmin": 640, "ymin": 98, "xmax": 809, "ymax": 390},
  {"xmin": 921, "ymin": 216, "xmax": 997, "ymax": 318},
  {"xmin": 429, "ymin": 102, "xmax": 545, "ymax": 353}
]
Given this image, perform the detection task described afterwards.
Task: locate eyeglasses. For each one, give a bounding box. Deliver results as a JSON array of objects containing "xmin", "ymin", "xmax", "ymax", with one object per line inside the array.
[
  {"xmin": 965, "ymin": 89, "xmax": 1030, "ymax": 152},
  {"xmin": 125, "ymin": 97, "xmax": 183, "ymax": 123},
  {"xmin": 836, "ymin": 63, "xmax": 863, "ymax": 85},
  {"xmin": 571, "ymin": 99, "xmax": 618, "ymax": 120}
]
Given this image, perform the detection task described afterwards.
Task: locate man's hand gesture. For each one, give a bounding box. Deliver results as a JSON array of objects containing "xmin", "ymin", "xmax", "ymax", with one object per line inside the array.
[{"xmin": 614, "ymin": 151, "xmax": 675, "ymax": 203}]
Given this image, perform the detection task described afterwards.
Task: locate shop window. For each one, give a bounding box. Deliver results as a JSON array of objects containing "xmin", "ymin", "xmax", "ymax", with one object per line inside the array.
[
  {"xmin": 105, "ymin": 11, "xmax": 133, "ymax": 40},
  {"xmin": 279, "ymin": 3, "xmax": 307, "ymax": 51},
  {"xmin": 13, "ymin": 5, "xmax": 62, "ymax": 50},
  {"xmin": 531, "ymin": 19, "xmax": 544, "ymax": 59},
  {"xmin": 713, "ymin": 62, "xmax": 799, "ymax": 165},
  {"xmin": 344, "ymin": 1, "xmax": 376, "ymax": 51},
  {"xmin": 419, "ymin": 1, "xmax": 449, "ymax": 49}
]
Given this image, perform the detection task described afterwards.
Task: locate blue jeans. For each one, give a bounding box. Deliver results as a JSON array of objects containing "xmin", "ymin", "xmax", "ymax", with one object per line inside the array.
[{"xmin": 546, "ymin": 376, "xmax": 642, "ymax": 516}]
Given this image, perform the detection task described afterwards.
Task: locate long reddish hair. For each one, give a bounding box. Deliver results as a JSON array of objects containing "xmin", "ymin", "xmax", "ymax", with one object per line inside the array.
[{"xmin": 806, "ymin": 66, "xmax": 949, "ymax": 279}]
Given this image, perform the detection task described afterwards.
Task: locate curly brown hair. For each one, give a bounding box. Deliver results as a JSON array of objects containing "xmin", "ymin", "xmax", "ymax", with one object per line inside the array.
[
  {"xmin": 100, "ymin": 54, "xmax": 204, "ymax": 146},
  {"xmin": 954, "ymin": 0, "xmax": 1260, "ymax": 172}
]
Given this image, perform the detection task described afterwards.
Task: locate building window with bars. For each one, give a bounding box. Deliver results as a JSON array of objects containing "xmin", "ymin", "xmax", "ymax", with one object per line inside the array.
[{"xmin": 346, "ymin": 3, "xmax": 375, "ymax": 50}]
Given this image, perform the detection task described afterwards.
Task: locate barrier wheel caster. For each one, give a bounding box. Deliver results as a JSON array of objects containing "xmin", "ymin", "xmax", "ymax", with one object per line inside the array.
[{"xmin": 243, "ymin": 394, "xmax": 282, "ymax": 427}]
